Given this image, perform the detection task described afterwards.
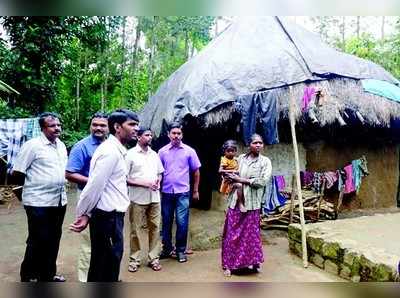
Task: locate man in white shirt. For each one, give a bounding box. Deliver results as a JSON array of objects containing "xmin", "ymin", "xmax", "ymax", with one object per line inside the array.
[
  {"xmin": 70, "ymin": 109, "xmax": 139, "ymax": 282},
  {"xmin": 126, "ymin": 128, "xmax": 164, "ymax": 273},
  {"xmin": 12, "ymin": 112, "xmax": 67, "ymax": 282}
]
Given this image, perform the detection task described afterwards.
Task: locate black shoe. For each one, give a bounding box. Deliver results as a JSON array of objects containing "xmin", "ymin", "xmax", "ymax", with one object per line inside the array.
[
  {"xmin": 177, "ymin": 252, "xmax": 187, "ymax": 263},
  {"xmin": 159, "ymin": 250, "xmax": 173, "ymax": 259}
]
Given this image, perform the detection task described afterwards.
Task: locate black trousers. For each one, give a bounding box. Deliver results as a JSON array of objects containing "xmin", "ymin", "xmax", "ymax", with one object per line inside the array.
[
  {"xmin": 20, "ymin": 205, "xmax": 66, "ymax": 282},
  {"xmin": 88, "ymin": 208, "xmax": 125, "ymax": 282}
]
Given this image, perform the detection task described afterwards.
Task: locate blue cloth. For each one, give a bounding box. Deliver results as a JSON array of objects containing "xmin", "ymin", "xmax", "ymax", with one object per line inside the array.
[
  {"xmin": 237, "ymin": 89, "xmax": 279, "ymax": 145},
  {"xmin": 263, "ymin": 176, "xmax": 287, "ymax": 214},
  {"xmin": 161, "ymin": 192, "xmax": 190, "ymax": 254},
  {"xmin": 66, "ymin": 135, "xmax": 102, "ymax": 190},
  {"xmin": 361, "ymin": 79, "xmax": 400, "ymax": 103}
]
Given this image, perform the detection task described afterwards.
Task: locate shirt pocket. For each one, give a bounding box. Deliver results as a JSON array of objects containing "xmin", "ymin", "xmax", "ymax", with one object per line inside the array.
[{"xmin": 247, "ymin": 163, "xmax": 261, "ymax": 178}]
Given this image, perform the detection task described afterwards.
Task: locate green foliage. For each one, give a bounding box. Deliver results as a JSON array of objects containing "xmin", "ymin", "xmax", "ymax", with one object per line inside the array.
[{"xmin": 0, "ymin": 100, "xmax": 31, "ymax": 118}]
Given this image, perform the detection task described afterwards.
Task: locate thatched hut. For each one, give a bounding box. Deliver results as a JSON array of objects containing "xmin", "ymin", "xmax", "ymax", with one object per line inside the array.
[{"xmin": 140, "ymin": 17, "xmax": 400, "ymax": 212}]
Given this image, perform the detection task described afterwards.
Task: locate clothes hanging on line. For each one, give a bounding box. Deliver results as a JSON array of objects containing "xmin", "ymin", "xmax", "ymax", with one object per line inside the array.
[
  {"xmin": 323, "ymin": 171, "xmax": 338, "ymax": 189},
  {"xmin": 300, "ymin": 171, "xmax": 314, "ymax": 188},
  {"xmin": 301, "ymin": 87, "xmax": 315, "ymax": 112},
  {"xmin": 263, "ymin": 176, "xmax": 287, "ymax": 214},
  {"xmin": 236, "ymin": 89, "xmax": 279, "ymax": 145},
  {"xmin": 0, "ymin": 118, "xmax": 40, "ymax": 172},
  {"xmin": 275, "ymin": 175, "xmax": 286, "ymax": 191}
]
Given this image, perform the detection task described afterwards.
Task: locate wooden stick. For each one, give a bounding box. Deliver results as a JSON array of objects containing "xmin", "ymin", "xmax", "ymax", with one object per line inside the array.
[
  {"xmin": 336, "ymin": 188, "xmax": 345, "ymax": 219},
  {"xmin": 317, "ymin": 179, "xmax": 326, "ymax": 221},
  {"xmin": 289, "ymin": 173, "xmax": 296, "ymax": 224},
  {"xmin": 288, "ymin": 85, "xmax": 308, "ymax": 268}
]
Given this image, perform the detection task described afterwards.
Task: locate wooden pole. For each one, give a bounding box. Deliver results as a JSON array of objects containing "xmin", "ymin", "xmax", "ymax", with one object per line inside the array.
[
  {"xmin": 288, "ymin": 86, "xmax": 308, "ymax": 268},
  {"xmin": 289, "ymin": 173, "xmax": 296, "ymax": 224}
]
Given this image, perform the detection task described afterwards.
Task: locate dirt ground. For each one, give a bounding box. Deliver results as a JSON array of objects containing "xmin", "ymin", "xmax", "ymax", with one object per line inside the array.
[{"xmin": 0, "ymin": 194, "xmax": 344, "ymax": 282}]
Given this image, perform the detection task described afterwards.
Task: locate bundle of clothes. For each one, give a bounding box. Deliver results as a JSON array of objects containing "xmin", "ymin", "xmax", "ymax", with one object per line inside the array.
[
  {"xmin": 0, "ymin": 118, "xmax": 41, "ymax": 172},
  {"xmin": 300, "ymin": 156, "xmax": 369, "ymax": 194}
]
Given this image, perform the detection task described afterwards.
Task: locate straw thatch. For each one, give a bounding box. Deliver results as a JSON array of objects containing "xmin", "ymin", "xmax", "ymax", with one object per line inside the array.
[{"xmin": 200, "ymin": 77, "xmax": 400, "ymax": 129}]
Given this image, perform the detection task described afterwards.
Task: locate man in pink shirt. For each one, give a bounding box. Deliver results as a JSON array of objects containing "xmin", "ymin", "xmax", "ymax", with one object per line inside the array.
[{"xmin": 158, "ymin": 122, "xmax": 201, "ymax": 263}]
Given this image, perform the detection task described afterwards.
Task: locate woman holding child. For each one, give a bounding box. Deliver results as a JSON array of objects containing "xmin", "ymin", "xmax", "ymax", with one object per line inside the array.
[{"xmin": 220, "ymin": 134, "xmax": 272, "ymax": 277}]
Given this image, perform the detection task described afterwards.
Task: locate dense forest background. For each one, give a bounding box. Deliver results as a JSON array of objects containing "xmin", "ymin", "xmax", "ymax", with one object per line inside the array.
[{"xmin": 1, "ymin": 16, "xmax": 400, "ymax": 147}]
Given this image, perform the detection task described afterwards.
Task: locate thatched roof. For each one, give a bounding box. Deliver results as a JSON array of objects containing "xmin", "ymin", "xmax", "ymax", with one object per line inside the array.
[
  {"xmin": 202, "ymin": 78, "xmax": 400, "ymax": 128},
  {"xmin": 140, "ymin": 17, "xmax": 400, "ymax": 136}
]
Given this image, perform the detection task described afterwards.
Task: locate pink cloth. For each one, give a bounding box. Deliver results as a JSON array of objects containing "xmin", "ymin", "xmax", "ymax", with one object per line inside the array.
[
  {"xmin": 302, "ymin": 87, "xmax": 315, "ymax": 112},
  {"xmin": 324, "ymin": 171, "xmax": 338, "ymax": 189},
  {"xmin": 344, "ymin": 164, "xmax": 355, "ymax": 194},
  {"xmin": 275, "ymin": 175, "xmax": 286, "ymax": 191},
  {"xmin": 221, "ymin": 207, "xmax": 264, "ymax": 270}
]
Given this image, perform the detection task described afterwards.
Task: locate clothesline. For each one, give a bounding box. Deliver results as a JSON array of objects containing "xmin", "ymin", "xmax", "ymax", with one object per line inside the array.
[{"xmin": 264, "ymin": 156, "xmax": 369, "ymax": 215}]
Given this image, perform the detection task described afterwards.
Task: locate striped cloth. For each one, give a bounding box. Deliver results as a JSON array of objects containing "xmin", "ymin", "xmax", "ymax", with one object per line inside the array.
[{"xmin": 0, "ymin": 118, "xmax": 40, "ymax": 172}]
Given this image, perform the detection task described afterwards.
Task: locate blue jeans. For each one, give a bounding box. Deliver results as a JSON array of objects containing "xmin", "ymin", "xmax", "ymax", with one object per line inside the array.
[{"xmin": 161, "ymin": 192, "xmax": 190, "ymax": 254}]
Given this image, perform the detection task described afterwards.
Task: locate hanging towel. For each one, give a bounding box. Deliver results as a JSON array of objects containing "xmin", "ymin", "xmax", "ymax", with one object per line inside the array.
[
  {"xmin": 263, "ymin": 176, "xmax": 287, "ymax": 214},
  {"xmin": 323, "ymin": 171, "xmax": 338, "ymax": 189},
  {"xmin": 0, "ymin": 119, "xmax": 27, "ymax": 172},
  {"xmin": 312, "ymin": 172, "xmax": 325, "ymax": 193},
  {"xmin": 25, "ymin": 118, "xmax": 41, "ymax": 140},
  {"xmin": 302, "ymin": 87, "xmax": 315, "ymax": 112},
  {"xmin": 300, "ymin": 171, "xmax": 314, "ymax": 188},
  {"xmin": 352, "ymin": 157, "xmax": 369, "ymax": 193},
  {"xmin": 361, "ymin": 79, "xmax": 400, "ymax": 103},
  {"xmin": 337, "ymin": 169, "xmax": 346, "ymax": 191},
  {"xmin": 343, "ymin": 164, "xmax": 355, "ymax": 194},
  {"xmin": 275, "ymin": 175, "xmax": 286, "ymax": 191}
]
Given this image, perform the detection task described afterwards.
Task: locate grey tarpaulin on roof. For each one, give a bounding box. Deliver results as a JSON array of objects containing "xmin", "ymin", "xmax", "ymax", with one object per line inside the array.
[{"xmin": 140, "ymin": 17, "xmax": 399, "ymax": 137}]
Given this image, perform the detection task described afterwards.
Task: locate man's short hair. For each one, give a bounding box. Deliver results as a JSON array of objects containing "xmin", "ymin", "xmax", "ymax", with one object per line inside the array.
[
  {"xmin": 108, "ymin": 109, "xmax": 139, "ymax": 135},
  {"xmin": 90, "ymin": 112, "xmax": 108, "ymax": 123},
  {"xmin": 137, "ymin": 127, "xmax": 152, "ymax": 137},
  {"xmin": 168, "ymin": 122, "xmax": 182, "ymax": 132},
  {"xmin": 38, "ymin": 112, "xmax": 60, "ymax": 130}
]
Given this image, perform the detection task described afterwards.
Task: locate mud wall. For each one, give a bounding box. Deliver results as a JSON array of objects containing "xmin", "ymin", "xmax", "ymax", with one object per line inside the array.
[{"xmin": 305, "ymin": 141, "xmax": 399, "ymax": 210}]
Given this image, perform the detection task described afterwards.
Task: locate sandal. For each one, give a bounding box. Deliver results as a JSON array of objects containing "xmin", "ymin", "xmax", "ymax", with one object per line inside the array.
[
  {"xmin": 148, "ymin": 260, "xmax": 162, "ymax": 271},
  {"xmin": 128, "ymin": 262, "xmax": 139, "ymax": 273},
  {"xmin": 223, "ymin": 269, "xmax": 231, "ymax": 277}
]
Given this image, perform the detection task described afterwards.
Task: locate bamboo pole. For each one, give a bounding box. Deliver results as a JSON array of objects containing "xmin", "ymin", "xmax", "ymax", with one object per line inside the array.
[
  {"xmin": 288, "ymin": 86, "xmax": 308, "ymax": 268},
  {"xmin": 289, "ymin": 173, "xmax": 296, "ymax": 224}
]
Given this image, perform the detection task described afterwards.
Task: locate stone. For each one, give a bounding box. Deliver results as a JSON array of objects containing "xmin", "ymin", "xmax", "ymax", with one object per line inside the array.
[
  {"xmin": 350, "ymin": 255, "xmax": 361, "ymax": 277},
  {"xmin": 294, "ymin": 242, "xmax": 303, "ymax": 257},
  {"xmin": 321, "ymin": 242, "xmax": 340, "ymax": 260},
  {"xmin": 372, "ymin": 264, "xmax": 393, "ymax": 282},
  {"xmin": 351, "ymin": 275, "xmax": 361, "ymax": 283},
  {"xmin": 310, "ymin": 253, "xmax": 324, "ymax": 269},
  {"xmin": 308, "ymin": 237, "xmax": 324, "ymax": 253},
  {"xmin": 288, "ymin": 225, "xmax": 302, "ymax": 242},
  {"xmin": 288, "ymin": 240, "xmax": 296, "ymax": 253},
  {"xmin": 359, "ymin": 255, "xmax": 375, "ymax": 281},
  {"xmin": 339, "ymin": 265, "xmax": 352, "ymax": 280},
  {"xmin": 343, "ymin": 251, "xmax": 358, "ymax": 267},
  {"xmin": 324, "ymin": 259, "xmax": 339, "ymax": 275}
]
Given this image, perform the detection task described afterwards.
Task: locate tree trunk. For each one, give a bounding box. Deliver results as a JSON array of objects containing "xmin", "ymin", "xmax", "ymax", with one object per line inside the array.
[
  {"xmin": 120, "ymin": 16, "xmax": 127, "ymax": 106},
  {"xmin": 381, "ymin": 16, "xmax": 385, "ymax": 40},
  {"xmin": 148, "ymin": 16, "xmax": 156, "ymax": 99},
  {"xmin": 131, "ymin": 17, "xmax": 141, "ymax": 75},
  {"xmin": 185, "ymin": 31, "xmax": 189, "ymax": 60},
  {"xmin": 356, "ymin": 16, "xmax": 360, "ymax": 38},
  {"xmin": 101, "ymin": 83, "xmax": 105, "ymax": 112},
  {"xmin": 341, "ymin": 16, "xmax": 346, "ymax": 49},
  {"xmin": 75, "ymin": 51, "xmax": 81, "ymax": 125}
]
